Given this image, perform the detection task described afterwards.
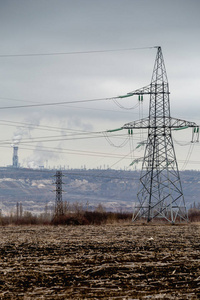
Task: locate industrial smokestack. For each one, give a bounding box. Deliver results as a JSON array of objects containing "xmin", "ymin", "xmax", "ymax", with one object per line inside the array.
[{"xmin": 13, "ymin": 146, "xmax": 19, "ymax": 168}]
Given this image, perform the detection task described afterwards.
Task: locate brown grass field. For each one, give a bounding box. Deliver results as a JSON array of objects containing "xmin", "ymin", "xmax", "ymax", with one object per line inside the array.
[{"xmin": 0, "ymin": 223, "xmax": 200, "ymax": 299}]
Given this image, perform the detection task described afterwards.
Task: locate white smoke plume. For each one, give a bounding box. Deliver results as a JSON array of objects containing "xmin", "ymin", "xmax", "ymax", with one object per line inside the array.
[{"xmin": 11, "ymin": 116, "xmax": 41, "ymax": 147}]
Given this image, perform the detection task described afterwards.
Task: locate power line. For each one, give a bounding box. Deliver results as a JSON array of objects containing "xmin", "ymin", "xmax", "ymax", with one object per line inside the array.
[
  {"xmin": 0, "ymin": 97, "xmax": 136, "ymax": 115},
  {"xmin": 0, "ymin": 144, "xmax": 132, "ymax": 160},
  {"xmin": 0, "ymin": 96, "xmax": 40, "ymax": 103},
  {"xmin": 0, "ymin": 118, "xmax": 195, "ymax": 148},
  {"xmin": 0, "ymin": 133, "xmax": 136, "ymax": 146},
  {"xmin": 1, "ymin": 142, "xmax": 199, "ymax": 165},
  {"xmin": 0, "ymin": 119, "xmax": 103, "ymax": 134},
  {"xmin": 0, "ymin": 93, "xmax": 148, "ymax": 110},
  {"xmin": 0, "ymin": 97, "xmax": 116, "ymax": 110},
  {"xmin": 0, "ymin": 46, "xmax": 156, "ymax": 58}
]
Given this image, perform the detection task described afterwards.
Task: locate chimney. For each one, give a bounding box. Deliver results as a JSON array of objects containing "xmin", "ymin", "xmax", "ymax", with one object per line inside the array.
[{"xmin": 13, "ymin": 146, "xmax": 19, "ymax": 168}]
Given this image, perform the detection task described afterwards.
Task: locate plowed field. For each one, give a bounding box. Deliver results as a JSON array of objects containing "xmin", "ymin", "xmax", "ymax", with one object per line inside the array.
[{"xmin": 0, "ymin": 224, "xmax": 200, "ymax": 299}]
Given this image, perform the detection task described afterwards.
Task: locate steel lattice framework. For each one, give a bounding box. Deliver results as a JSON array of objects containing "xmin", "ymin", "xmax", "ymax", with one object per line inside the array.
[
  {"xmin": 123, "ymin": 46, "xmax": 199, "ymax": 223},
  {"xmin": 54, "ymin": 170, "xmax": 64, "ymax": 217}
]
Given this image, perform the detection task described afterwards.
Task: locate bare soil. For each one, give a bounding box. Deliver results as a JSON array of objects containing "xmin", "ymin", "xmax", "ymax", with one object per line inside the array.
[{"xmin": 0, "ymin": 223, "xmax": 200, "ymax": 299}]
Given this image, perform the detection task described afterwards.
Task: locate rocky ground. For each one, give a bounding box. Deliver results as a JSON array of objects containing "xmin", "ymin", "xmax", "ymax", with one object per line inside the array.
[{"xmin": 0, "ymin": 223, "xmax": 200, "ymax": 299}]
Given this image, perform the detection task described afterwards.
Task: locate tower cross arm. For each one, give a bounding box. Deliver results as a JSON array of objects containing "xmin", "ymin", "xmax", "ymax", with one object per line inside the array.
[
  {"xmin": 123, "ymin": 117, "xmax": 150, "ymax": 129},
  {"xmin": 122, "ymin": 117, "xmax": 199, "ymax": 130},
  {"xmin": 170, "ymin": 117, "xmax": 198, "ymax": 129},
  {"xmin": 118, "ymin": 84, "xmax": 170, "ymax": 99}
]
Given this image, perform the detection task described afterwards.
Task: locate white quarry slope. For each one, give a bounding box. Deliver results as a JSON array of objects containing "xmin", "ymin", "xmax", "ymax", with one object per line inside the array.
[{"xmin": 0, "ymin": 168, "xmax": 199, "ymax": 215}]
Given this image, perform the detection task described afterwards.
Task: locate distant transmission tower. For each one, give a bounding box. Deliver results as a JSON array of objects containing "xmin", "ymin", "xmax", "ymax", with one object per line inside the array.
[
  {"xmin": 123, "ymin": 46, "xmax": 199, "ymax": 223},
  {"xmin": 54, "ymin": 170, "xmax": 64, "ymax": 217}
]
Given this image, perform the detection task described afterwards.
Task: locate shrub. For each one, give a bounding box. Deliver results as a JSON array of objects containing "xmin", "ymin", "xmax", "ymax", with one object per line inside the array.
[{"xmin": 188, "ymin": 208, "xmax": 200, "ymax": 222}]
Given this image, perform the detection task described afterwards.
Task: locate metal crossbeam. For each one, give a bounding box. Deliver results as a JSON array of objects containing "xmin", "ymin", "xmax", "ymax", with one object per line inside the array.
[{"xmin": 123, "ymin": 117, "xmax": 198, "ymax": 129}]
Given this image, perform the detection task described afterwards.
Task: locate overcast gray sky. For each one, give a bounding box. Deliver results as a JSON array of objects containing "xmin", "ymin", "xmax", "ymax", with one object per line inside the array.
[{"xmin": 0, "ymin": 0, "xmax": 199, "ymax": 170}]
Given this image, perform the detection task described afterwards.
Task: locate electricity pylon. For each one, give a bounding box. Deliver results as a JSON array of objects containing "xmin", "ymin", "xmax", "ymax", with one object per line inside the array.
[
  {"xmin": 123, "ymin": 46, "xmax": 199, "ymax": 223},
  {"xmin": 54, "ymin": 170, "xmax": 64, "ymax": 217}
]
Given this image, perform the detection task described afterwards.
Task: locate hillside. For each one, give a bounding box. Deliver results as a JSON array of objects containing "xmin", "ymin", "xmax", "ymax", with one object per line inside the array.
[{"xmin": 0, "ymin": 168, "xmax": 199, "ymax": 215}]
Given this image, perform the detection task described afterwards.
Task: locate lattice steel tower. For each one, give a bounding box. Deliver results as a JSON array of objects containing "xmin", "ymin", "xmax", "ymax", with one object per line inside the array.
[
  {"xmin": 123, "ymin": 46, "xmax": 199, "ymax": 223},
  {"xmin": 54, "ymin": 170, "xmax": 64, "ymax": 217}
]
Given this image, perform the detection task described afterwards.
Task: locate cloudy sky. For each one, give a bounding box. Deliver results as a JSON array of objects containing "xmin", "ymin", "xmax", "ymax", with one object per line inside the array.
[{"xmin": 0, "ymin": 0, "xmax": 199, "ymax": 170}]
